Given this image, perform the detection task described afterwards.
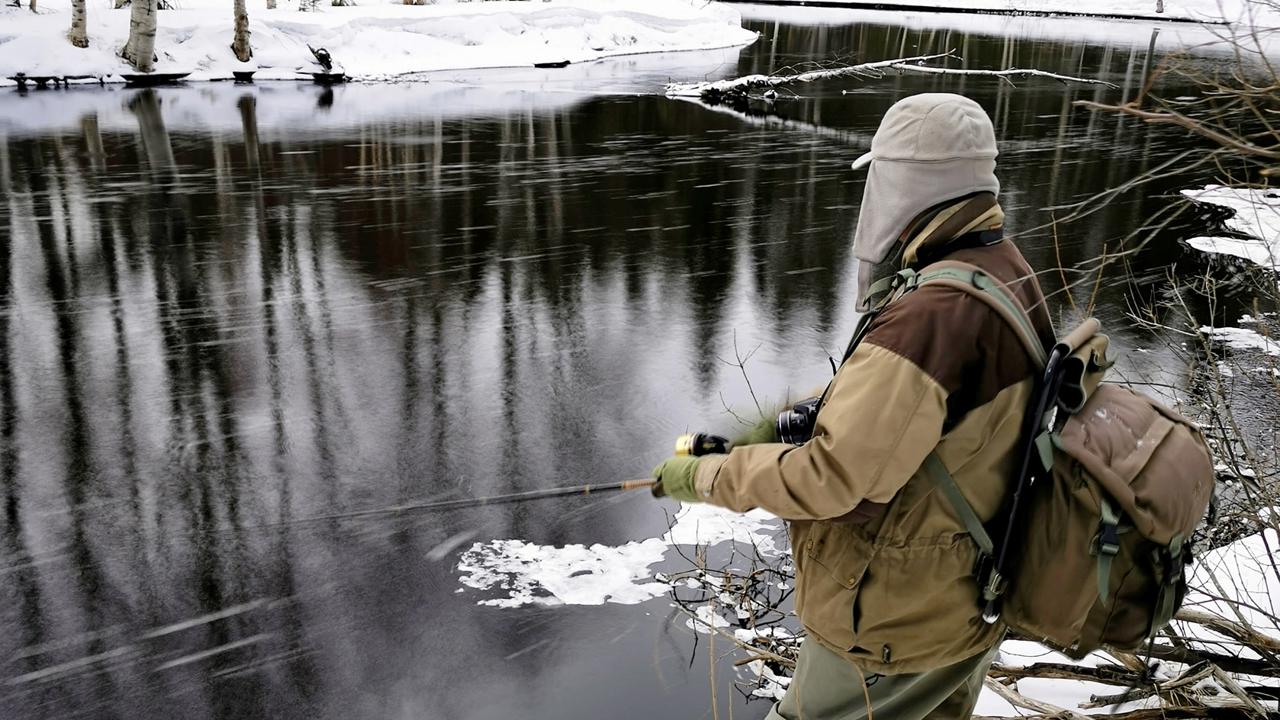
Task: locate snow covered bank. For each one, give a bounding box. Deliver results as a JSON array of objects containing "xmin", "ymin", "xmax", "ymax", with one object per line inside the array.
[
  {"xmin": 0, "ymin": 0, "xmax": 757, "ymax": 85},
  {"xmin": 1201, "ymin": 324, "xmax": 1280, "ymax": 356},
  {"xmin": 726, "ymin": 0, "xmax": 1260, "ymax": 23},
  {"xmin": 736, "ymin": 3, "xmax": 1248, "ymax": 52},
  {"xmin": 0, "ymin": 47, "xmax": 745, "ymax": 137},
  {"xmin": 1183, "ymin": 185, "xmax": 1280, "ymax": 273}
]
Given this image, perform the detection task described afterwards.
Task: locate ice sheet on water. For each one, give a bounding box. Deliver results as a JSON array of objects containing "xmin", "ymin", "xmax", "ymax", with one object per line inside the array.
[
  {"xmin": 661, "ymin": 503, "xmax": 783, "ymax": 557},
  {"xmin": 1182, "ymin": 186, "xmax": 1280, "ymax": 273},
  {"xmin": 454, "ymin": 503, "xmax": 783, "ymax": 607},
  {"xmin": 456, "ymin": 537, "xmax": 671, "ymax": 607}
]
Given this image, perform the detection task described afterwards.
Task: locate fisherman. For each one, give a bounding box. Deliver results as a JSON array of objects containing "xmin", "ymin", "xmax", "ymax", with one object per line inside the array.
[{"xmin": 650, "ymin": 93, "xmax": 1056, "ymax": 720}]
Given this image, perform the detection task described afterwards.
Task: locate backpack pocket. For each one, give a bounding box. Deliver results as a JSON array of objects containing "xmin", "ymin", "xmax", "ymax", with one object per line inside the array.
[
  {"xmin": 1079, "ymin": 532, "xmax": 1184, "ymax": 652},
  {"xmin": 1000, "ymin": 458, "xmax": 1105, "ymax": 655}
]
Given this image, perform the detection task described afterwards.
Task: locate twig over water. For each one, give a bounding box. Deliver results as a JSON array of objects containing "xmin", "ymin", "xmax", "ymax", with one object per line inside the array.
[{"xmin": 665, "ymin": 50, "xmax": 1117, "ymax": 106}]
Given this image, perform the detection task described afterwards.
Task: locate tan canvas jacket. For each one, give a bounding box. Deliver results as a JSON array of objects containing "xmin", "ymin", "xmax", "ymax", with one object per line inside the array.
[{"xmin": 694, "ymin": 232, "xmax": 1055, "ymax": 675}]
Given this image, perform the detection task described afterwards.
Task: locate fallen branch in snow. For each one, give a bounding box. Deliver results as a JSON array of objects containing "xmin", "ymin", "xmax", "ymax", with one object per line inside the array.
[
  {"xmin": 1143, "ymin": 641, "xmax": 1280, "ymax": 678},
  {"xmin": 1176, "ymin": 608, "xmax": 1280, "ymax": 656},
  {"xmin": 981, "ymin": 677, "xmax": 1091, "ymax": 720},
  {"xmin": 666, "ymin": 50, "xmax": 1116, "ymax": 106},
  {"xmin": 975, "ymin": 708, "xmax": 1246, "ymax": 719},
  {"xmin": 989, "ymin": 661, "xmax": 1143, "ymax": 685}
]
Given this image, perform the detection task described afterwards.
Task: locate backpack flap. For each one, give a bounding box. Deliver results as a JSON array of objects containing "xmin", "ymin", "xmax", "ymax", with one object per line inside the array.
[{"xmin": 1055, "ymin": 384, "xmax": 1214, "ymax": 544}]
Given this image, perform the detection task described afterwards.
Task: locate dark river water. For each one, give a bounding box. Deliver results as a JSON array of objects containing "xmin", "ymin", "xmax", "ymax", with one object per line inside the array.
[{"xmin": 0, "ymin": 7, "xmax": 1248, "ymax": 720}]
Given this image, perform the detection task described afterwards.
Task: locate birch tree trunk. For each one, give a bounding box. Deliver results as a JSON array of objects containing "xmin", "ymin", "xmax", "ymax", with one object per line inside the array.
[
  {"xmin": 69, "ymin": 0, "xmax": 88, "ymax": 48},
  {"xmin": 231, "ymin": 0, "xmax": 252, "ymax": 62},
  {"xmin": 28, "ymin": 0, "xmax": 35, "ymax": 11},
  {"xmin": 122, "ymin": 0, "xmax": 157, "ymax": 73}
]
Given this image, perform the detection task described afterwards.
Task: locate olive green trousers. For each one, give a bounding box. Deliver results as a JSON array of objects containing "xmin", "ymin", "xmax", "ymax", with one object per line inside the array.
[{"xmin": 764, "ymin": 639, "xmax": 998, "ymax": 720}]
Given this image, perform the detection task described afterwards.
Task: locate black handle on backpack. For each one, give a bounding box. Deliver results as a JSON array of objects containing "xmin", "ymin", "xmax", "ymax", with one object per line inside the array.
[{"xmin": 979, "ymin": 344, "xmax": 1070, "ymax": 624}]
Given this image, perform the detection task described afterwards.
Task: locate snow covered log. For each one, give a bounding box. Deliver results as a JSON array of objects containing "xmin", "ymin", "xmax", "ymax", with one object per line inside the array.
[{"xmin": 665, "ymin": 52, "xmax": 957, "ymax": 101}]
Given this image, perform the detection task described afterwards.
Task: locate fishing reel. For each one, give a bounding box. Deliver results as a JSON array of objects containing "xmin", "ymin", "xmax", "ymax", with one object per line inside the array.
[
  {"xmin": 674, "ymin": 432, "xmax": 731, "ymax": 457},
  {"xmin": 674, "ymin": 395, "xmax": 823, "ymax": 456}
]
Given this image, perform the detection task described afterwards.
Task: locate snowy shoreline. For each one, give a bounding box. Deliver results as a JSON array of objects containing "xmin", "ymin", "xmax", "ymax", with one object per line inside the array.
[
  {"xmin": 722, "ymin": 0, "xmax": 1249, "ymax": 23},
  {"xmin": 0, "ymin": 0, "xmax": 758, "ymax": 87}
]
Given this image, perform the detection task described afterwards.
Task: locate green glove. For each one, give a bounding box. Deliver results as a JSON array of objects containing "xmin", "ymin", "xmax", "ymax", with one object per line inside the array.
[
  {"xmin": 651, "ymin": 456, "xmax": 703, "ymax": 503},
  {"xmin": 731, "ymin": 415, "xmax": 779, "ymax": 447}
]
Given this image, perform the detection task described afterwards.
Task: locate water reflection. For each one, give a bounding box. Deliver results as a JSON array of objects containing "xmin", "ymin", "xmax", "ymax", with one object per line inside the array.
[{"xmin": 0, "ymin": 16, "xmax": 1221, "ymax": 720}]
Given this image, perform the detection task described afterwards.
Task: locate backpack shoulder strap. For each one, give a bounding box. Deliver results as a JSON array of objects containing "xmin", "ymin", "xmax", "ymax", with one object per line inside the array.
[
  {"xmin": 914, "ymin": 260, "xmax": 1049, "ymax": 368},
  {"xmin": 908, "ymin": 261, "xmax": 1048, "ymax": 593}
]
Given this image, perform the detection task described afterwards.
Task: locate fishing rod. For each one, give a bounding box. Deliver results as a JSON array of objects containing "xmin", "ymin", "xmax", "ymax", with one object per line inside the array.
[
  {"xmin": 273, "ymin": 432, "xmax": 730, "ymax": 528},
  {"xmin": 280, "ymin": 478, "xmax": 658, "ymax": 526}
]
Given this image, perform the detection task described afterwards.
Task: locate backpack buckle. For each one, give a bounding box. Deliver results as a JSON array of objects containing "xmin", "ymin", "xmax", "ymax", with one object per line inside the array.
[
  {"xmin": 1097, "ymin": 524, "xmax": 1121, "ymax": 557},
  {"xmin": 972, "ymin": 550, "xmax": 993, "ymax": 584},
  {"xmin": 973, "ymin": 552, "xmax": 1006, "ymax": 621}
]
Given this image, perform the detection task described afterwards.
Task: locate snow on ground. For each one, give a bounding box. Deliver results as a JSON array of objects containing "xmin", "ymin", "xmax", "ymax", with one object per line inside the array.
[
  {"xmin": 454, "ymin": 503, "xmax": 785, "ymax": 607},
  {"xmin": 976, "ymin": 641, "xmax": 1159, "ymax": 715},
  {"xmin": 0, "ymin": 0, "xmax": 757, "ymax": 85},
  {"xmin": 728, "ymin": 0, "xmax": 1269, "ymax": 23},
  {"xmin": 1183, "ymin": 185, "xmax": 1280, "ymax": 273},
  {"xmin": 1179, "ymin": 527, "xmax": 1280, "ymax": 651},
  {"xmin": 0, "ymin": 46, "xmax": 746, "ymax": 137},
  {"xmin": 736, "ymin": 3, "xmax": 1257, "ymax": 52},
  {"xmin": 1201, "ymin": 325, "xmax": 1280, "ymax": 356}
]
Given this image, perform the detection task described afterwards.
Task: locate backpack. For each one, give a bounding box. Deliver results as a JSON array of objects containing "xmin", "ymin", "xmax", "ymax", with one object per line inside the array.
[{"xmin": 888, "ymin": 260, "xmax": 1216, "ymax": 658}]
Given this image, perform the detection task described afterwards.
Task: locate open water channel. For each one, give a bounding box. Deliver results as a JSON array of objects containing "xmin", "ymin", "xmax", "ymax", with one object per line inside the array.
[{"xmin": 0, "ymin": 6, "xmax": 1255, "ymax": 719}]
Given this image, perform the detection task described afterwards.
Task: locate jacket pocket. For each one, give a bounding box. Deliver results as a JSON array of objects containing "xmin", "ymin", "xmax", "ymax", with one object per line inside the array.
[
  {"xmin": 805, "ymin": 522, "xmax": 874, "ymax": 591},
  {"xmin": 792, "ymin": 521, "xmax": 876, "ymax": 651}
]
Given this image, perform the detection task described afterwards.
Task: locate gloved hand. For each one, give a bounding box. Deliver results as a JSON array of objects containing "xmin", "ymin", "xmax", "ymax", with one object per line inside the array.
[
  {"xmin": 651, "ymin": 456, "xmax": 702, "ymax": 503},
  {"xmin": 731, "ymin": 415, "xmax": 779, "ymax": 447}
]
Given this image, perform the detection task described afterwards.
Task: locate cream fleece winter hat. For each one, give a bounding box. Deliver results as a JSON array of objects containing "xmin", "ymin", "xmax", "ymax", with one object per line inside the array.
[{"xmin": 850, "ymin": 93, "xmax": 1000, "ymax": 308}]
